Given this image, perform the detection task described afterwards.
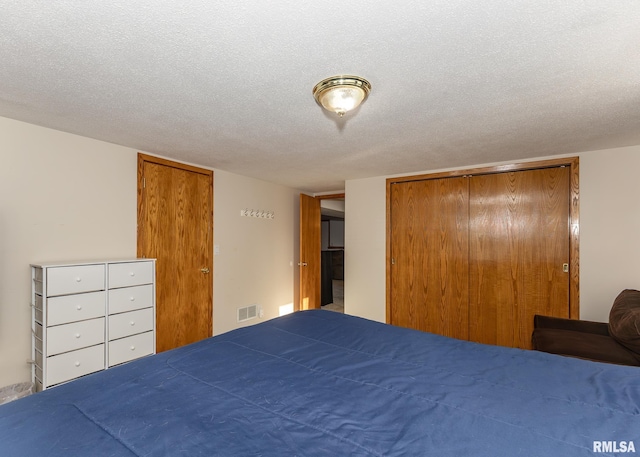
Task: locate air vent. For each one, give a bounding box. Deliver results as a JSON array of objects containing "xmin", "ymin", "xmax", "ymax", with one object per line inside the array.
[{"xmin": 238, "ymin": 304, "xmax": 258, "ymax": 322}]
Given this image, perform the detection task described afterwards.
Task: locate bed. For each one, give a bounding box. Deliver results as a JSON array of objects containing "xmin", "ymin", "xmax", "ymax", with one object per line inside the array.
[{"xmin": 1, "ymin": 310, "xmax": 639, "ymax": 456}]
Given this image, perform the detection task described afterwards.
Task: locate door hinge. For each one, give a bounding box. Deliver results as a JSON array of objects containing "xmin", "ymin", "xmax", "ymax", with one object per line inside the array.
[
  {"xmin": 391, "ymin": 258, "xmax": 396, "ymax": 265},
  {"xmin": 143, "ymin": 177, "xmax": 146, "ymax": 189}
]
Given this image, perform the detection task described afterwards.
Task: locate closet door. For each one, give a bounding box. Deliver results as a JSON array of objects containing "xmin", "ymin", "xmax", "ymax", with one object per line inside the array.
[
  {"xmin": 138, "ymin": 155, "xmax": 213, "ymax": 353},
  {"xmin": 468, "ymin": 167, "xmax": 571, "ymax": 349},
  {"xmin": 389, "ymin": 177, "xmax": 469, "ymax": 339}
]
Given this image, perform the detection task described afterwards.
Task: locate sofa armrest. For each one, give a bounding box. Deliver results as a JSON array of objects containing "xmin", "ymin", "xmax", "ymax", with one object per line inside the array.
[{"xmin": 533, "ymin": 314, "xmax": 610, "ymax": 336}]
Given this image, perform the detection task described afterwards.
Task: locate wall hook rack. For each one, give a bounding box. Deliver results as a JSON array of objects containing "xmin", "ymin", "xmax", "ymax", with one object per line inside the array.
[{"xmin": 240, "ymin": 208, "xmax": 275, "ymax": 219}]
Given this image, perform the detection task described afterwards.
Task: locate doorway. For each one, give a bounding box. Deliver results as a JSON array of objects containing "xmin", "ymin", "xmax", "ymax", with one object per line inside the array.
[
  {"xmin": 321, "ymin": 198, "xmax": 345, "ymax": 313},
  {"xmin": 298, "ymin": 193, "xmax": 345, "ymax": 313}
]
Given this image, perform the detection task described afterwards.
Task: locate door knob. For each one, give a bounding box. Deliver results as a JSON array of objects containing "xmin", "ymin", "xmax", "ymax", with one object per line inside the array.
[
  {"xmin": 297, "ymin": 262, "xmax": 308, "ymax": 267},
  {"xmin": 200, "ymin": 267, "xmax": 210, "ymax": 274}
]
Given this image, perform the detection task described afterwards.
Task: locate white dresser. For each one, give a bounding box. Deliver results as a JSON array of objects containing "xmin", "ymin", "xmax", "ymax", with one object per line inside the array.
[{"xmin": 31, "ymin": 259, "xmax": 156, "ymax": 391}]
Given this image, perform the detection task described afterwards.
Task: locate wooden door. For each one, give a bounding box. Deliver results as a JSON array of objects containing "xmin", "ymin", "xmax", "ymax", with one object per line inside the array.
[
  {"xmin": 468, "ymin": 167, "xmax": 571, "ymax": 349},
  {"xmin": 299, "ymin": 194, "xmax": 321, "ymax": 310},
  {"xmin": 137, "ymin": 154, "xmax": 213, "ymax": 352},
  {"xmin": 387, "ymin": 160, "xmax": 577, "ymax": 349},
  {"xmin": 389, "ymin": 177, "xmax": 469, "ymax": 339}
]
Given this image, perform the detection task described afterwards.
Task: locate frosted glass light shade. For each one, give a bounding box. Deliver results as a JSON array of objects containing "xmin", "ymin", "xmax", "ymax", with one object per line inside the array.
[{"xmin": 313, "ymin": 76, "xmax": 371, "ymax": 117}]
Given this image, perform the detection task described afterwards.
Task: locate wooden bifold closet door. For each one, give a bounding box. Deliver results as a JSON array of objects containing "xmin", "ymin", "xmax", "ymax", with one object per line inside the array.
[{"xmin": 388, "ymin": 161, "xmax": 576, "ymax": 349}]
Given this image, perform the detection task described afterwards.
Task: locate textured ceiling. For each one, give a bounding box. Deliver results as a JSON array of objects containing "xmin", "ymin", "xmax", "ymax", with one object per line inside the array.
[{"xmin": 1, "ymin": 1, "xmax": 639, "ymax": 192}]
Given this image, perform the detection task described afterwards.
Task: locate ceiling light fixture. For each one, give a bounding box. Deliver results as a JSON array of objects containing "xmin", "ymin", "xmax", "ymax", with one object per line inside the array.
[{"xmin": 312, "ymin": 75, "xmax": 371, "ymax": 117}]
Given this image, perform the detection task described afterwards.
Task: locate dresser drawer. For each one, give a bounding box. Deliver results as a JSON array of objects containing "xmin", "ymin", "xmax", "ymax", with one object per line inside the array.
[
  {"xmin": 108, "ymin": 331, "xmax": 154, "ymax": 367},
  {"xmin": 108, "ymin": 261, "xmax": 154, "ymax": 289},
  {"xmin": 47, "ymin": 318, "xmax": 105, "ymax": 356},
  {"xmin": 109, "ymin": 308, "xmax": 154, "ymax": 340},
  {"xmin": 46, "ymin": 344, "xmax": 105, "ymax": 386},
  {"xmin": 108, "ymin": 284, "xmax": 154, "ymax": 314},
  {"xmin": 46, "ymin": 264, "xmax": 105, "ymax": 297},
  {"xmin": 47, "ymin": 291, "xmax": 105, "ymax": 326}
]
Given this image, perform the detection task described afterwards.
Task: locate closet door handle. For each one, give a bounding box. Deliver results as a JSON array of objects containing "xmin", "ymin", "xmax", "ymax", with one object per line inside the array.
[{"xmin": 200, "ymin": 268, "xmax": 210, "ymax": 274}]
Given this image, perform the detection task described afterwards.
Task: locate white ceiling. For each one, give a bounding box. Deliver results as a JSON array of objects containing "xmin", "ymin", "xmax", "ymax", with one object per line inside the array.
[{"xmin": 1, "ymin": 1, "xmax": 639, "ymax": 192}]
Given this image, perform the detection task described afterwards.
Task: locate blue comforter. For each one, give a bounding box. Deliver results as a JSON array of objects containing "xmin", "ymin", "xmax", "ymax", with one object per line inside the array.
[{"xmin": 1, "ymin": 310, "xmax": 639, "ymax": 456}]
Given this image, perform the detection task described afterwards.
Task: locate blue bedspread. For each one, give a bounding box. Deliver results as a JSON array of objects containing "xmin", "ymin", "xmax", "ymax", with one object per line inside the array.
[{"xmin": 1, "ymin": 310, "xmax": 639, "ymax": 456}]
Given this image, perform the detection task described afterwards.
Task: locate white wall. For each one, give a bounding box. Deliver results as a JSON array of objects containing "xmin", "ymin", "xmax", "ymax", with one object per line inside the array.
[
  {"xmin": 212, "ymin": 170, "xmax": 298, "ymax": 334},
  {"xmin": 579, "ymin": 147, "xmax": 640, "ymax": 321},
  {"xmin": 0, "ymin": 116, "xmax": 300, "ymax": 388},
  {"xmin": 0, "ymin": 117, "xmax": 138, "ymax": 387},
  {"xmin": 345, "ymin": 146, "xmax": 640, "ymax": 324},
  {"xmin": 344, "ymin": 177, "xmax": 387, "ymax": 321}
]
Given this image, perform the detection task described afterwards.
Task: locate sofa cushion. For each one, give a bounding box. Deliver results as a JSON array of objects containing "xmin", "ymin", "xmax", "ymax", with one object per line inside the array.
[
  {"xmin": 533, "ymin": 314, "xmax": 610, "ymax": 336},
  {"xmin": 608, "ymin": 289, "xmax": 640, "ymax": 357},
  {"xmin": 532, "ymin": 327, "xmax": 640, "ymax": 366}
]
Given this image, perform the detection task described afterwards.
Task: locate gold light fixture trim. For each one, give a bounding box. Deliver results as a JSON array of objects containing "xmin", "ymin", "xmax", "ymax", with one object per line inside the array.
[{"xmin": 312, "ymin": 75, "xmax": 371, "ymax": 117}]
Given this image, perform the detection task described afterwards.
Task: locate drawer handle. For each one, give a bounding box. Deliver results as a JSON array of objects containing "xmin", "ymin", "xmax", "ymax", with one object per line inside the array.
[
  {"xmin": 130, "ymin": 346, "xmax": 136, "ymax": 351},
  {"xmin": 75, "ymin": 333, "xmax": 81, "ymax": 339},
  {"xmin": 75, "ymin": 277, "xmax": 82, "ymax": 282},
  {"xmin": 75, "ymin": 361, "xmax": 81, "ymax": 367},
  {"xmin": 129, "ymin": 272, "xmax": 136, "ymax": 277},
  {"xmin": 130, "ymin": 321, "xmax": 135, "ymax": 326},
  {"xmin": 129, "ymin": 297, "xmax": 135, "ymax": 301},
  {"xmin": 76, "ymin": 305, "xmax": 82, "ymax": 310}
]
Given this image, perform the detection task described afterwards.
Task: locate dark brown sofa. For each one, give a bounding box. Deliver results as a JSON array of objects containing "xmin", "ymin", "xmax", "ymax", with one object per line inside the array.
[{"xmin": 532, "ymin": 289, "xmax": 640, "ymax": 366}]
